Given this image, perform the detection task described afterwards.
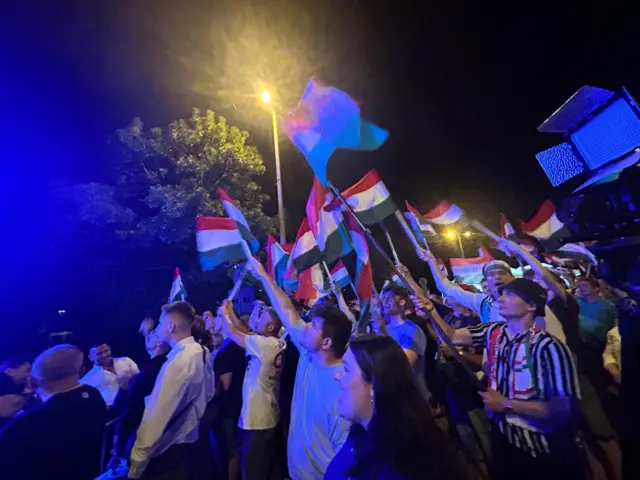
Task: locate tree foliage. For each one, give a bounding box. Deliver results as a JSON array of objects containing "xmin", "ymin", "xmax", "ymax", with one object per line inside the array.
[{"xmin": 54, "ymin": 109, "xmax": 274, "ymax": 317}]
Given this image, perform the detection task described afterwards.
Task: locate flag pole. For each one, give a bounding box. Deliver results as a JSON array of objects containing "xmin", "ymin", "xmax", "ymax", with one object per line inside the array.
[
  {"xmin": 227, "ymin": 241, "xmax": 254, "ymax": 301},
  {"xmin": 394, "ymin": 210, "xmax": 429, "ymax": 252},
  {"xmin": 349, "ymin": 281, "xmax": 361, "ymax": 303},
  {"xmin": 327, "ymin": 181, "xmax": 483, "ymax": 390},
  {"xmin": 380, "ymin": 220, "xmax": 401, "ymax": 264}
]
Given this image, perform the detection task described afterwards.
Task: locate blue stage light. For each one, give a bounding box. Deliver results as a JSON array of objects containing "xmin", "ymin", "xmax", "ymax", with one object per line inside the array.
[{"xmin": 535, "ymin": 143, "xmax": 585, "ymax": 186}]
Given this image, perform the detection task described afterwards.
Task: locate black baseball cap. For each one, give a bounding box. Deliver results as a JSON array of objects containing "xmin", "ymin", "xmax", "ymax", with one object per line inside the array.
[{"xmin": 500, "ymin": 278, "xmax": 547, "ymax": 317}]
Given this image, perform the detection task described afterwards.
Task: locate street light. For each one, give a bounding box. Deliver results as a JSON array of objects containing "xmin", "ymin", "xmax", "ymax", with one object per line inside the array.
[
  {"xmin": 463, "ymin": 231, "xmax": 472, "ymax": 238},
  {"xmin": 444, "ymin": 229, "xmax": 465, "ymax": 258},
  {"xmin": 260, "ymin": 90, "xmax": 286, "ymax": 243}
]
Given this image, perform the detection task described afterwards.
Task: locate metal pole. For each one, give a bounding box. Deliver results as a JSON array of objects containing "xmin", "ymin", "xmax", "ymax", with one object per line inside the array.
[
  {"xmin": 271, "ymin": 110, "xmax": 286, "ymax": 243},
  {"xmin": 326, "ymin": 182, "xmax": 483, "ymax": 390},
  {"xmin": 457, "ymin": 234, "xmax": 465, "ymax": 258}
]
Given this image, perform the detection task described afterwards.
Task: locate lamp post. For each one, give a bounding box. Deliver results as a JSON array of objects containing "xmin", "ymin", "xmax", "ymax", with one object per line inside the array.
[
  {"xmin": 260, "ymin": 90, "xmax": 286, "ymax": 243},
  {"xmin": 445, "ymin": 229, "xmax": 471, "ymax": 258}
]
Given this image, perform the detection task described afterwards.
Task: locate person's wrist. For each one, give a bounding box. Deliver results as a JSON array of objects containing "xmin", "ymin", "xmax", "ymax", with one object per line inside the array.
[{"xmin": 503, "ymin": 398, "xmax": 513, "ymax": 412}]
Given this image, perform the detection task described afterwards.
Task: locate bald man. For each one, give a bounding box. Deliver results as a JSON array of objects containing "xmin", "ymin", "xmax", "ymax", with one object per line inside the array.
[{"xmin": 0, "ymin": 344, "xmax": 107, "ymax": 480}]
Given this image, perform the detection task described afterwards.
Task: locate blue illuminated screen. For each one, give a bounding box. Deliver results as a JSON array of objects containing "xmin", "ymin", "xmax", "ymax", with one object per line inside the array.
[
  {"xmin": 570, "ymin": 98, "xmax": 640, "ymax": 169},
  {"xmin": 535, "ymin": 142, "xmax": 585, "ymax": 186}
]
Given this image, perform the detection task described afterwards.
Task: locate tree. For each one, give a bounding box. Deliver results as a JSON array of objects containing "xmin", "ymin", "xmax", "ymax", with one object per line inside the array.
[{"xmin": 55, "ymin": 109, "xmax": 275, "ymax": 318}]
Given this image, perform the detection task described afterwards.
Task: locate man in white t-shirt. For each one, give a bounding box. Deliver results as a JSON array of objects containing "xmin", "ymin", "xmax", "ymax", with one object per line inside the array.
[
  {"xmin": 79, "ymin": 343, "xmax": 138, "ymax": 407},
  {"xmin": 219, "ymin": 299, "xmax": 286, "ymax": 480}
]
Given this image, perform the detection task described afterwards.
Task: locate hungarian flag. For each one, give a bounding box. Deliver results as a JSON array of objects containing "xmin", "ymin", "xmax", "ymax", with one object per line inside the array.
[
  {"xmin": 520, "ymin": 200, "xmax": 571, "ymax": 251},
  {"xmin": 282, "ymin": 78, "xmax": 388, "ymax": 186},
  {"xmin": 295, "ymin": 263, "xmax": 328, "ymax": 302},
  {"xmin": 284, "ymin": 218, "xmax": 323, "ymax": 285},
  {"xmin": 346, "ymin": 215, "xmax": 373, "ymax": 300},
  {"xmin": 327, "ymin": 169, "xmax": 397, "ymax": 226},
  {"xmin": 217, "ymin": 188, "xmax": 260, "ymax": 254},
  {"xmin": 266, "ymin": 234, "xmax": 293, "ymax": 289},
  {"xmin": 449, "ymin": 248, "xmax": 495, "ymax": 285},
  {"xmin": 168, "ymin": 267, "xmax": 187, "ymax": 303},
  {"xmin": 424, "ymin": 201, "xmax": 464, "ymax": 225},
  {"xmin": 195, "ymin": 217, "xmax": 248, "ymax": 271},
  {"xmin": 306, "ymin": 177, "xmax": 353, "ymax": 264},
  {"xmin": 326, "ymin": 260, "xmax": 352, "ymax": 290},
  {"xmin": 405, "ymin": 201, "xmax": 437, "ymax": 242}
]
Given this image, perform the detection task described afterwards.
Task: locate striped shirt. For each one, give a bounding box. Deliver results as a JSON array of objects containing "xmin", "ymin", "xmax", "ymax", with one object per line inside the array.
[{"xmin": 468, "ymin": 322, "xmax": 580, "ymax": 457}]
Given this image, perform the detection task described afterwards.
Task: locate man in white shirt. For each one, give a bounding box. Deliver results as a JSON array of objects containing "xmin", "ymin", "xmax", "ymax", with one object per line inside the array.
[
  {"xmin": 128, "ymin": 301, "xmax": 215, "ymax": 480},
  {"xmin": 80, "ymin": 343, "xmax": 138, "ymax": 407},
  {"xmin": 219, "ymin": 299, "xmax": 286, "ymax": 480}
]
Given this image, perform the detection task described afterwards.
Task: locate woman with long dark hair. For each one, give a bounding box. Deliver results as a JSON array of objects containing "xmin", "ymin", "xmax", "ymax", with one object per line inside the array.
[{"xmin": 325, "ymin": 335, "xmax": 463, "ymax": 479}]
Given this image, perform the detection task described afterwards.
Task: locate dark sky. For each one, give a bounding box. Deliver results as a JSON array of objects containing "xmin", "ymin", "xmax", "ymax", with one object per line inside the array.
[{"xmin": 3, "ymin": 0, "xmax": 640, "ymax": 344}]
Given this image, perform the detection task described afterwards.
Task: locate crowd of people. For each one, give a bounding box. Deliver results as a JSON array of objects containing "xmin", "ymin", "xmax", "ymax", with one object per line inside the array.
[{"xmin": 0, "ymin": 237, "xmax": 633, "ymax": 480}]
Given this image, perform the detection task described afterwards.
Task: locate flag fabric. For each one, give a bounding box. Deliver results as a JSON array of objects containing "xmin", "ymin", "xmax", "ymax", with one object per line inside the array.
[
  {"xmin": 217, "ymin": 188, "xmax": 260, "ymax": 254},
  {"xmin": 306, "ymin": 177, "xmax": 353, "ymax": 264},
  {"xmin": 424, "ymin": 201, "xmax": 464, "ymax": 225},
  {"xmin": 405, "ymin": 201, "xmax": 437, "ymax": 245},
  {"xmin": 195, "ymin": 217, "xmax": 248, "ymax": 271},
  {"xmin": 520, "ymin": 200, "xmax": 571, "ymax": 251},
  {"xmin": 346, "ymin": 215, "xmax": 373, "ymax": 300},
  {"xmin": 294, "ymin": 263, "xmax": 328, "ymax": 301},
  {"xmin": 327, "ymin": 169, "xmax": 397, "ymax": 225},
  {"xmin": 266, "ymin": 234, "xmax": 293, "ymax": 289},
  {"xmin": 328, "ymin": 260, "xmax": 352, "ymax": 290},
  {"xmin": 556, "ymin": 243, "xmax": 598, "ymax": 266},
  {"xmin": 168, "ymin": 267, "xmax": 187, "ymax": 303},
  {"xmin": 284, "ymin": 218, "xmax": 323, "ymax": 286},
  {"xmin": 449, "ymin": 249, "xmax": 495, "ymax": 285},
  {"xmin": 282, "ymin": 78, "xmax": 388, "ymax": 186},
  {"xmin": 499, "ymin": 213, "xmax": 517, "ymax": 239}
]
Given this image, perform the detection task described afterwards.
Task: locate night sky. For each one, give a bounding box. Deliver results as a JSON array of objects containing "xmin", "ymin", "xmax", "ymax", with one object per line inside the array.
[{"xmin": 3, "ymin": 1, "xmax": 640, "ymax": 352}]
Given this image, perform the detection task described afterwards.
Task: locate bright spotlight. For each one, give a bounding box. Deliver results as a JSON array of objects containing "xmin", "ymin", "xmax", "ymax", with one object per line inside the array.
[{"xmin": 260, "ymin": 90, "xmax": 272, "ymax": 104}]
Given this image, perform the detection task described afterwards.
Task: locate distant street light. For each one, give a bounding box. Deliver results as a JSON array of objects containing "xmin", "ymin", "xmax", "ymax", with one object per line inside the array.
[
  {"xmin": 260, "ymin": 89, "xmax": 286, "ymax": 243},
  {"xmin": 444, "ymin": 229, "xmax": 465, "ymax": 257}
]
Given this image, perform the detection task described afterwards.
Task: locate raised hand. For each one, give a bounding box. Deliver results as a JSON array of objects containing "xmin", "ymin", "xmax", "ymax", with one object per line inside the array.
[{"xmin": 416, "ymin": 247, "xmax": 435, "ymax": 264}]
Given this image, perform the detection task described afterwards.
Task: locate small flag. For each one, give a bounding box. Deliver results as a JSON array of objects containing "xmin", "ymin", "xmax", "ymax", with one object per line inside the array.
[
  {"xmin": 266, "ymin": 235, "xmax": 293, "ymax": 289},
  {"xmin": 424, "ymin": 201, "xmax": 464, "ymax": 225},
  {"xmin": 284, "ymin": 218, "xmax": 323, "ymax": 286},
  {"xmin": 449, "ymin": 249, "xmax": 495, "ymax": 285},
  {"xmin": 326, "ymin": 169, "xmax": 397, "ymax": 225},
  {"xmin": 283, "ymin": 79, "xmax": 388, "ymax": 186},
  {"xmin": 306, "ymin": 177, "xmax": 353, "ymax": 264},
  {"xmin": 556, "ymin": 243, "xmax": 598, "ymax": 266},
  {"xmin": 326, "ymin": 260, "xmax": 352, "ymax": 290},
  {"xmin": 520, "ymin": 200, "xmax": 571, "ymax": 251},
  {"xmin": 217, "ymin": 188, "xmax": 260, "ymax": 254},
  {"xmin": 346, "ymin": 215, "xmax": 373, "ymax": 300},
  {"xmin": 499, "ymin": 213, "xmax": 517, "ymax": 239},
  {"xmin": 168, "ymin": 267, "xmax": 187, "ymax": 303},
  {"xmin": 405, "ymin": 201, "xmax": 437, "ymax": 245},
  {"xmin": 196, "ymin": 217, "xmax": 248, "ymax": 271},
  {"xmin": 294, "ymin": 263, "xmax": 328, "ymax": 301}
]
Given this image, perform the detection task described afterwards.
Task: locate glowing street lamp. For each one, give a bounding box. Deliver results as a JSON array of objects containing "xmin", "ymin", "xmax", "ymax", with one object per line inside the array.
[
  {"xmin": 260, "ymin": 90, "xmax": 272, "ymax": 104},
  {"xmin": 445, "ymin": 230, "xmax": 457, "ymax": 239},
  {"xmin": 444, "ymin": 229, "xmax": 465, "ymax": 257},
  {"xmin": 260, "ymin": 89, "xmax": 286, "ymax": 243},
  {"xmin": 463, "ymin": 231, "xmax": 472, "ymax": 238}
]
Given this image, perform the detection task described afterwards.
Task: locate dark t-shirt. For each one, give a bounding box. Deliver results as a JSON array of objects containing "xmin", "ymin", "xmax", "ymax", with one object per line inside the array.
[
  {"xmin": 548, "ymin": 295, "xmax": 585, "ymax": 371},
  {"xmin": 0, "ymin": 373, "xmax": 21, "ymax": 396},
  {"xmin": 0, "ymin": 384, "xmax": 107, "ymax": 480},
  {"xmin": 214, "ymin": 338, "xmax": 246, "ymax": 420}
]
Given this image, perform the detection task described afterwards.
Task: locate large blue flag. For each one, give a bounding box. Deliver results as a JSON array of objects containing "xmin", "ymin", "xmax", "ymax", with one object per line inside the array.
[{"xmin": 283, "ymin": 79, "xmax": 388, "ymax": 186}]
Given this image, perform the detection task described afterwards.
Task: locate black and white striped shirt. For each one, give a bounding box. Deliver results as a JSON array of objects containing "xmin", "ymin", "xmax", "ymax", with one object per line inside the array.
[{"xmin": 468, "ymin": 322, "xmax": 580, "ymax": 458}]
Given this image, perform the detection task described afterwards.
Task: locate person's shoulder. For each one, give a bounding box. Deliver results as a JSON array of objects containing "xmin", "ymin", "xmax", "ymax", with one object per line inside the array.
[
  {"xmin": 66, "ymin": 385, "xmax": 107, "ymax": 408},
  {"xmin": 534, "ymin": 330, "xmax": 573, "ymax": 355}
]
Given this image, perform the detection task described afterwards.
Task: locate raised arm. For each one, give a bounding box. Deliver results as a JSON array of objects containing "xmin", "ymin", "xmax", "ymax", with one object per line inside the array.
[
  {"xmin": 245, "ymin": 256, "xmax": 302, "ymax": 331},
  {"xmin": 415, "ymin": 248, "xmax": 485, "ymax": 314},
  {"xmin": 412, "ymin": 295, "xmax": 473, "ymax": 346},
  {"xmin": 218, "ymin": 300, "xmax": 248, "ymax": 349},
  {"xmin": 498, "ymin": 239, "xmax": 566, "ymax": 302}
]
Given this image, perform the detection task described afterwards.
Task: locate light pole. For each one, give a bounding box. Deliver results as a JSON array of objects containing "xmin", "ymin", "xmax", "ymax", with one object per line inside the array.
[
  {"xmin": 260, "ymin": 90, "xmax": 286, "ymax": 243},
  {"xmin": 445, "ymin": 229, "xmax": 471, "ymax": 258}
]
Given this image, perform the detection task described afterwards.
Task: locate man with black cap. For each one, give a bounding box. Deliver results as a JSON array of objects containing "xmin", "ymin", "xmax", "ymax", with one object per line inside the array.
[
  {"xmin": 414, "ymin": 278, "xmax": 583, "ymax": 480},
  {"xmin": 417, "ymin": 248, "xmax": 567, "ymax": 342}
]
